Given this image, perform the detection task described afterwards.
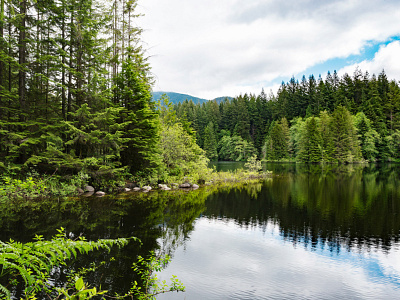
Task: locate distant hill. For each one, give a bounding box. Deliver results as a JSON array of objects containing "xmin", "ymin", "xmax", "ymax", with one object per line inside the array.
[{"xmin": 152, "ymin": 91, "xmax": 232, "ymax": 105}]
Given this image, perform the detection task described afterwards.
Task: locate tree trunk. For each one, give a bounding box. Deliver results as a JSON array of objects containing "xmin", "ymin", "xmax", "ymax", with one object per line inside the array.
[
  {"xmin": 18, "ymin": 0, "xmax": 27, "ymax": 115},
  {"xmin": 0, "ymin": 0, "xmax": 4, "ymax": 119}
]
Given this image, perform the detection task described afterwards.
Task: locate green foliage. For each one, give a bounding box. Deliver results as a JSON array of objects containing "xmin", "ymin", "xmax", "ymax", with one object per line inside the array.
[
  {"xmin": 263, "ymin": 118, "xmax": 290, "ymax": 161},
  {"xmin": 218, "ymin": 134, "xmax": 257, "ymax": 161},
  {"xmin": 203, "ymin": 121, "xmax": 218, "ymax": 161},
  {"xmin": 354, "ymin": 112, "xmax": 380, "ymax": 161},
  {"xmin": 129, "ymin": 251, "xmax": 185, "ymax": 300},
  {"xmin": 158, "ymin": 97, "xmax": 212, "ymax": 184},
  {"xmin": 0, "ymin": 228, "xmax": 131, "ymax": 299},
  {"xmin": 297, "ymin": 117, "xmax": 323, "ymax": 163},
  {"xmin": 0, "ymin": 170, "xmax": 92, "ymax": 201},
  {"xmin": 115, "ymin": 52, "xmax": 161, "ymax": 176},
  {"xmin": 172, "ymin": 69, "xmax": 400, "ymax": 163},
  {"xmin": 244, "ymin": 155, "xmax": 262, "ymax": 173},
  {"xmin": 330, "ymin": 106, "xmax": 362, "ymax": 163}
]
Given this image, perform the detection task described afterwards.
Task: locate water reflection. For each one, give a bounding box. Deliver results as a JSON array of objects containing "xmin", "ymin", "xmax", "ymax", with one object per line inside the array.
[
  {"xmin": 157, "ymin": 163, "xmax": 400, "ymax": 299},
  {"xmin": 1, "ymin": 164, "xmax": 400, "ymax": 299},
  {"xmin": 205, "ymin": 163, "xmax": 400, "ymax": 252},
  {"xmin": 158, "ymin": 218, "xmax": 400, "ymax": 300}
]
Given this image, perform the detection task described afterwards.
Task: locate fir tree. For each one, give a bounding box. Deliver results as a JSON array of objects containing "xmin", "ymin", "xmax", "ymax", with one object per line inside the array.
[{"xmin": 203, "ymin": 121, "xmax": 218, "ymax": 161}]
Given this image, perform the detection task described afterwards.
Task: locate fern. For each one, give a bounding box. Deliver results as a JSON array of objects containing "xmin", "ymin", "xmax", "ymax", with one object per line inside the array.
[
  {"xmin": 0, "ymin": 228, "xmax": 133, "ymax": 299},
  {"xmin": 0, "ymin": 284, "xmax": 10, "ymax": 299}
]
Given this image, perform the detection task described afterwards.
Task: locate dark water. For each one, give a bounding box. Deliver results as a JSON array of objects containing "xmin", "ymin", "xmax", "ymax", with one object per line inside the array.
[{"xmin": 1, "ymin": 163, "xmax": 400, "ymax": 299}]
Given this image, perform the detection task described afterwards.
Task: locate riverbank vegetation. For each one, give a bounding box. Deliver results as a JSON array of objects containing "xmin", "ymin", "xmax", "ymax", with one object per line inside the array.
[
  {"xmin": 0, "ymin": 179, "xmax": 265, "ymax": 298},
  {"xmin": 174, "ymin": 69, "xmax": 400, "ymax": 163}
]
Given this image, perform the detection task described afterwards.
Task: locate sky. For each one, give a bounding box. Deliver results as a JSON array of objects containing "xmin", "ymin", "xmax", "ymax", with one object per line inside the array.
[{"xmin": 136, "ymin": 0, "xmax": 400, "ymax": 100}]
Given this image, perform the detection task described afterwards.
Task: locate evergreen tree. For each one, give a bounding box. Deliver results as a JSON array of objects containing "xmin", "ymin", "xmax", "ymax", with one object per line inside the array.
[
  {"xmin": 330, "ymin": 106, "xmax": 362, "ymax": 162},
  {"xmin": 319, "ymin": 110, "xmax": 335, "ymax": 162},
  {"xmin": 203, "ymin": 121, "xmax": 218, "ymax": 161},
  {"xmin": 233, "ymin": 94, "xmax": 251, "ymax": 140},
  {"xmin": 298, "ymin": 117, "xmax": 322, "ymax": 163},
  {"xmin": 115, "ymin": 50, "xmax": 160, "ymax": 175},
  {"xmin": 354, "ymin": 112, "xmax": 380, "ymax": 161}
]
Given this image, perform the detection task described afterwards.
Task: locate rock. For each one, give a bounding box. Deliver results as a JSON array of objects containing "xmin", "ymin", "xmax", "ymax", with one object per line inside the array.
[
  {"xmin": 133, "ymin": 187, "xmax": 141, "ymax": 192},
  {"xmin": 82, "ymin": 191, "xmax": 94, "ymax": 197},
  {"xmin": 95, "ymin": 191, "xmax": 105, "ymax": 197},
  {"xmin": 192, "ymin": 184, "xmax": 199, "ymax": 189},
  {"xmin": 158, "ymin": 184, "xmax": 171, "ymax": 190},
  {"xmin": 124, "ymin": 188, "xmax": 131, "ymax": 192},
  {"xmin": 84, "ymin": 185, "xmax": 95, "ymax": 192},
  {"xmin": 142, "ymin": 186, "xmax": 152, "ymax": 191},
  {"xmin": 77, "ymin": 188, "xmax": 84, "ymax": 194},
  {"xmin": 160, "ymin": 184, "xmax": 171, "ymax": 191},
  {"xmin": 125, "ymin": 182, "xmax": 137, "ymax": 189},
  {"xmin": 179, "ymin": 183, "xmax": 191, "ymax": 188}
]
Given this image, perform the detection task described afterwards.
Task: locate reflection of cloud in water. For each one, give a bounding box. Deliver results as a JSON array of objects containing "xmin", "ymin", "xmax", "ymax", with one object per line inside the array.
[{"xmin": 157, "ymin": 218, "xmax": 400, "ymax": 300}]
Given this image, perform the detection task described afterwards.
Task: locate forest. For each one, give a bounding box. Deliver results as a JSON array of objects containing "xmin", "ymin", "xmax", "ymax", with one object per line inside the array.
[
  {"xmin": 1, "ymin": 0, "xmax": 400, "ymax": 190},
  {"xmin": 175, "ymin": 69, "xmax": 400, "ymax": 163},
  {"xmin": 0, "ymin": 0, "xmax": 212, "ymax": 189}
]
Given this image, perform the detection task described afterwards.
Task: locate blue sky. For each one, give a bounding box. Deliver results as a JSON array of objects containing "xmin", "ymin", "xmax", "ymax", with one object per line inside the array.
[
  {"xmin": 138, "ymin": 1, "xmax": 400, "ymax": 99},
  {"xmin": 298, "ymin": 37, "xmax": 400, "ymax": 81}
]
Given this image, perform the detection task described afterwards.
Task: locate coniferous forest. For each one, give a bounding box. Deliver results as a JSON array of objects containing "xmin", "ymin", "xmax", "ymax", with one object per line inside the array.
[
  {"xmin": 175, "ymin": 69, "xmax": 400, "ymax": 163},
  {"xmin": 0, "ymin": 0, "xmax": 215, "ymax": 188},
  {"xmin": 0, "ymin": 0, "xmax": 158, "ymax": 172}
]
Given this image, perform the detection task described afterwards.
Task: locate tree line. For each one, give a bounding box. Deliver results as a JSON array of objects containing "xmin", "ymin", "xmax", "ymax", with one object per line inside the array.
[
  {"xmin": 174, "ymin": 68, "xmax": 400, "ymax": 163},
  {"xmin": 0, "ymin": 0, "xmax": 202, "ymax": 185}
]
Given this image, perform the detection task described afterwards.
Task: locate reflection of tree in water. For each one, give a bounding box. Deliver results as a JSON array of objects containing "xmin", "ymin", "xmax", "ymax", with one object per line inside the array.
[
  {"xmin": 204, "ymin": 164, "xmax": 400, "ymax": 253},
  {"xmin": 0, "ymin": 189, "xmax": 209, "ymax": 297},
  {"xmin": 2, "ymin": 164, "xmax": 400, "ymax": 296}
]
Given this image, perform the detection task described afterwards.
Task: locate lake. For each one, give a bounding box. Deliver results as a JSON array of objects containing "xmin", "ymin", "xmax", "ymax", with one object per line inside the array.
[{"xmin": 1, "ymin": 163, "xmax": 400, "ymax": 299}]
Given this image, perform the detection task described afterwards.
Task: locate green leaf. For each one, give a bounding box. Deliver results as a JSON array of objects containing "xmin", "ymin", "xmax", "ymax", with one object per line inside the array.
[{"xmin": 75, "ymin": 277, "xmax": 84, "ymax": 291}]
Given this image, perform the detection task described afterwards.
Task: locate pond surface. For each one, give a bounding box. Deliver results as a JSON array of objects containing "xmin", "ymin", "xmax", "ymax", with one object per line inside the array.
[{"xmin": 1, "ymin": 163, "xmax": 400, "ymax": 299}]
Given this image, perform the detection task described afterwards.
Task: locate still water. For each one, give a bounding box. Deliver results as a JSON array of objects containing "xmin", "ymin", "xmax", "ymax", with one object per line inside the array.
[
  {"xmin": 158, "ymin": 163, "xmax": 400, "ymax": 299},
  {"xmin": 1, "ymin": 163, "xmax": 400, "ymax": 299}
]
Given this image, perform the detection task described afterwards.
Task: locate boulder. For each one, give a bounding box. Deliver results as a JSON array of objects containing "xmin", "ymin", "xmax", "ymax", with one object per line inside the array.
[
  {"xmin": 95, "ymin": 191, "xmax": 105, "ymax": 197},
  {"xmin": 159, "ymin": 184, "xmax": 171, "ymax": 191},
  {"xmin": 179, "ymin": 183, "xmax": 191, "ymax": 188},
  {"xmin": 142, "ymin": 186, "xmax": 152, "ymax": 191},
  {"xmin": 84, "ymin": 185, "xmax": 95, "ymax": 192},
  {"xmin": 158, "ymin": 184, "xmax": 171, "ymax": 190},
  {"xmin": 124, "ymin": 188, "xmax": 131, "ymax": 192},
  {"xmin": 192, "ymin": 184, "xmax": 199, "ymax": 189},
  {"xmin": 82, "ymin": 191, "xmax": 94, "ymax": 197},
  {"xmin": 133, "ymin": 187, "xmax": 141, "ymax": 192}
]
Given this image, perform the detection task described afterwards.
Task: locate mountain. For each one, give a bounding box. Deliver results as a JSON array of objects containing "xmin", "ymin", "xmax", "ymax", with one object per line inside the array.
[{"xmin": 152, "ymin": 91, "xmax": 232, "ymax": 105}]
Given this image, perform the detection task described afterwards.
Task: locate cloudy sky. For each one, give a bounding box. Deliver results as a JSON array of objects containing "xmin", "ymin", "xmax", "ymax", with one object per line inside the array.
[{"xmin": 137, "ymin": 0, "xmax": 400, "ymax": 100}]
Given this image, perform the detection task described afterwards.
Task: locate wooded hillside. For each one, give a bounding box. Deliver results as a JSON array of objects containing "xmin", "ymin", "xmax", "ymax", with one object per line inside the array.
[{"xmin": 175, "ymin": 69, "xmax": 400, "ymax": 163}]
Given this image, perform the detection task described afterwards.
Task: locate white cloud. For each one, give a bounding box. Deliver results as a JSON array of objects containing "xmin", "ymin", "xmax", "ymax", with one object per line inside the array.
[
  {"xmin": 338, "ymin": 41, "xmax": 400, "ymax": 81},
  {"xmin": 137, "ymin": 0, "xmax": 400, "ymax": 99}
]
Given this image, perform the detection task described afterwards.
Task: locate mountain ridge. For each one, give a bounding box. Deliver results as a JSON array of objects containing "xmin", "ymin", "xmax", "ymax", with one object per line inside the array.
[{"xmin": 152, "ymin": 91, "xmax": 232, "ymax": 105}]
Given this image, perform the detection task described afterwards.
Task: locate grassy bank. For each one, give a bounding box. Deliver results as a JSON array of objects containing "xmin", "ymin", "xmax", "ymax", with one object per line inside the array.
[{"xmin": 0, "ymin": 167, "xmax": 271, "ymax": 202}]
